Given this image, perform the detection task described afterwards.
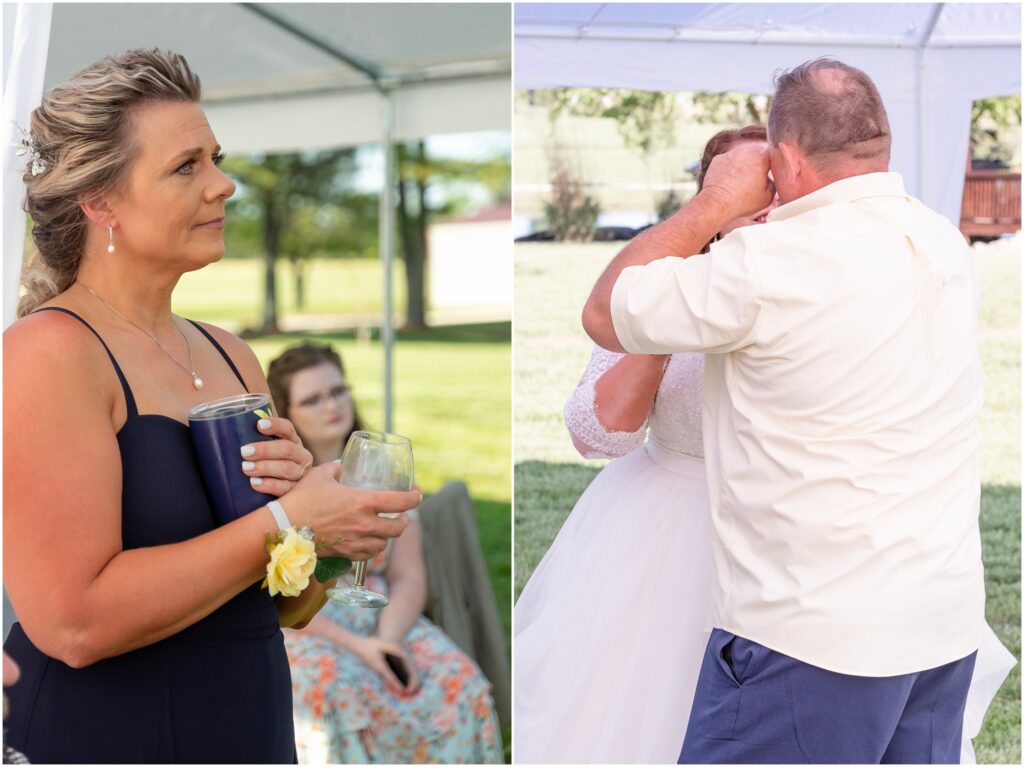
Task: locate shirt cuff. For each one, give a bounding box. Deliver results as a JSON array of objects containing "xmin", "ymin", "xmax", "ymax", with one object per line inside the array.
[{"xmin": 610, "ymin": 265, "xmax": 645, "ymax": 353}]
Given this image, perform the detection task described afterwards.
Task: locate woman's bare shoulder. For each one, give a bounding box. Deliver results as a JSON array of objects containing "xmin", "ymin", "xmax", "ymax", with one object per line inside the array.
[
  {"xmin": 5, "ymin": 307, "xmax": 119, "ymax": 414},
  {"xmin": 6, "ymin": 306, "xmax": 107, "ymax": 365}
]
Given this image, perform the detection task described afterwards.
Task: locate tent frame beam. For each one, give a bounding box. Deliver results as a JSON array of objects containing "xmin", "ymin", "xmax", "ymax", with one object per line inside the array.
[
  {"xmin": 202, "ymin": 65, "xmax": 509, "ymax": 106},
  {"xmin": 240, "ymin": 3, "xmax": 383, "ymax": 85},
  {"xmin": 516, "ymin": 29, "xmax": 1018, "ymax": 49}
]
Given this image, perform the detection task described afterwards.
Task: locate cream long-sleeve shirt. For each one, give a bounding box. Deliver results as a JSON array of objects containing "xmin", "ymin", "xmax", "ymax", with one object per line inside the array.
[{"xmin": 610, "ymin": 172, "xmax": 984, "ymax": 676}]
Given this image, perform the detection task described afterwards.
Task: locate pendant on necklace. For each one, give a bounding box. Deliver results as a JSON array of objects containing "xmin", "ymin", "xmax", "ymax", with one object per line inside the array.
[{"xmin": 192, "ymin": 373, "xmax": 204, "ymax": 390}]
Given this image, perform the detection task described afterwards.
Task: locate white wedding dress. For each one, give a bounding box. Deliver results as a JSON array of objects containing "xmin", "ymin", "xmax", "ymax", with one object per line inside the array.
[{"xmin": 514, "ymin": 347, "xmax": 1015, "ymax": 764}]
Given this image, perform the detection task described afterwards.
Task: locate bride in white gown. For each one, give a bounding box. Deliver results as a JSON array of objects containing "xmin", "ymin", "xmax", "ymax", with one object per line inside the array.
[{"xmin": 513, "ymin": 127, "xmax": 1015, "ymax": 764}]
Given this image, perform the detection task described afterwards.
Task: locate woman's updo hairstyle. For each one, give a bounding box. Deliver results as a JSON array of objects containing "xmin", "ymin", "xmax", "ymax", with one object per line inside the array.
[{"xmin": 19, "ymin": 48, "xmax": 201, "ymax": 318}]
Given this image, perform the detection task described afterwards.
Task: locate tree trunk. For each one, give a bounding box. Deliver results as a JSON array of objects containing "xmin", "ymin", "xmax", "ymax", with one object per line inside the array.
[
  {"xmin": 413, "ymin": 140, "xmax": 429, "ymax": 325},
  {"xmin": 260, "ymin": 194, "xmax": 280, "ymax": 334},
  {"xmin": 401, "ymin": 142, "xmax": 428, "ymax": 330},
  {"xmin": 397, "ymin": 143, "xmax": 428, "ymax": 331},
  {"xmin": 293, "ymin": 257, "xmax": 307, "ymax": 311}
]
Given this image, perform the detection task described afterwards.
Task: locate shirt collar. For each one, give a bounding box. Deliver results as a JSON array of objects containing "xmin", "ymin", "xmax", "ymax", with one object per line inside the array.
[{"xmin": 767, "ymin": 172, "xmax": 907, "ymax": 223}]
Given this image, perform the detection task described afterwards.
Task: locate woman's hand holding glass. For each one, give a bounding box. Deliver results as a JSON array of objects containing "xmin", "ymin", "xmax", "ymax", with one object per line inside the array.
[
  {"xmin": 328, "ymin": 431, "xmax": 414, "ymax": 607},
  {"xmin": 277, "ymin": 462, "xmax": 416, "ymax": 562},
  {"xmin": 239, "ymin": 416, "xmax": 314, "ymax": 496}
]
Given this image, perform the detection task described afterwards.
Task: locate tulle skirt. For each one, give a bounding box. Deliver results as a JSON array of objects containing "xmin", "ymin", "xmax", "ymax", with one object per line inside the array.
[
  {"xmin": 514, "ymin": 441, "xmax": 715, "ymax": 763},
  {"xmin": 962, "ymin": 623, "xmax": 1017, "ymax": 764},
  {"xmin": 514, "ymin": 440, "xmax": 1016, "ymax": 764}
]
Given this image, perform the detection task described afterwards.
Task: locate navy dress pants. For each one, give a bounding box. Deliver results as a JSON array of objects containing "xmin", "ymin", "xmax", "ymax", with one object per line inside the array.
[{"xmin": 679, "ymin": 629, "xmax": 977, "ymax": 764}]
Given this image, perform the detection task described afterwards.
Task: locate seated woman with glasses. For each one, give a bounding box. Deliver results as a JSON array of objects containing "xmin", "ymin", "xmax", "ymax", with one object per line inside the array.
[{"xmin": 267, "ymin": 342, "xmax": 504, "ymax": 764}]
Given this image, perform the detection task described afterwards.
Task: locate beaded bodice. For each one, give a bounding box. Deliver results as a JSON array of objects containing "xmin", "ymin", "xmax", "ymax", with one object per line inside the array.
[{"xmin": 563, "ymin": 347, "xmax": 704, "ymax": 460}]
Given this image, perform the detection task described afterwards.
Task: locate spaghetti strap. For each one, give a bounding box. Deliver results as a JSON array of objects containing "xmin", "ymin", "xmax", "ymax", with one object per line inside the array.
[
  {"xmin": 187, "ymin": 320, "xmax": 249, "ymax": 391},
  {"xmin": 31, "ymin": 307, "xmax": 139, "ymax": 418}
]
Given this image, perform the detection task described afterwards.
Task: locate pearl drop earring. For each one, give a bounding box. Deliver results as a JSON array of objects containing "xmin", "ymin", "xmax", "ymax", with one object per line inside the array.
[{"xmin": 107, "ymin": 225, "xmax": 115, "ymax": 254}]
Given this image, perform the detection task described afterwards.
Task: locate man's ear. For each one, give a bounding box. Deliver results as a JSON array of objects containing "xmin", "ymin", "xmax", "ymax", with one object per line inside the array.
[{"xmin": 776, "ymin": 141, "xmax": 803, "ymax": 187}]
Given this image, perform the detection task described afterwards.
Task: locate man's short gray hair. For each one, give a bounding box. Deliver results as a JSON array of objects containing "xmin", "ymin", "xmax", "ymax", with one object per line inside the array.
[{"xmin": 768, "ymin": 58, "xmax": 891, "ymax": 167}]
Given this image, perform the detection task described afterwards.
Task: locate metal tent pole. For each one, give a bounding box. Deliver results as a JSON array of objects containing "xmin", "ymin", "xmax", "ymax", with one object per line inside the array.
[{"xmin": 380, "ymin": 88, "xmax": 396, "ymax": 433}]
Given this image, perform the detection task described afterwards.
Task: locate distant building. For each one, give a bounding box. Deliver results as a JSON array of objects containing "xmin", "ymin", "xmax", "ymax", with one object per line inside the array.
[{"xmin": 428, "ymin": 201, "xmax": 512, "ymax": 322}]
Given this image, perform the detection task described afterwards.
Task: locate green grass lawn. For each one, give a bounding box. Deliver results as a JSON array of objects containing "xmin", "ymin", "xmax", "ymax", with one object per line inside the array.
[
  {"xmin": 174, "ymin": 257, "xmax": 407, "ymax": 324},
  {"xmin": 514, "ymin": 239, "xmax": 1021, "ymax": 763},
  {"xmin": 176, "ymin": 263, "xmax": 511, "ymax": 759}
]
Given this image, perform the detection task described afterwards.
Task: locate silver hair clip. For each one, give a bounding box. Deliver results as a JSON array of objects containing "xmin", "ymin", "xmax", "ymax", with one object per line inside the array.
[{"xmin": 13, "ymin": 124, "xmax": 46, "ymax": 176}]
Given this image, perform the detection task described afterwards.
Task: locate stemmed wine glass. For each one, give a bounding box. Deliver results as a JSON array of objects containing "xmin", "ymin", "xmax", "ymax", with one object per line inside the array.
[{"xmin": 327, "ymin": 431, "xmax": 414, "ymax": 608}]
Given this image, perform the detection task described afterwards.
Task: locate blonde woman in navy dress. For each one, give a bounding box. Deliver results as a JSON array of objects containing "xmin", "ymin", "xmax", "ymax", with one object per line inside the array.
[{"xmin": 3, "ymin": 49, "xmax": 418, "ymax": 763}]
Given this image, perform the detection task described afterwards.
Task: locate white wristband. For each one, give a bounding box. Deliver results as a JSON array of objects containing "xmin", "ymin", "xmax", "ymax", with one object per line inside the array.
[{"xmin": 267, "ymin": 500, "xmax": 292, "ymax": 532}]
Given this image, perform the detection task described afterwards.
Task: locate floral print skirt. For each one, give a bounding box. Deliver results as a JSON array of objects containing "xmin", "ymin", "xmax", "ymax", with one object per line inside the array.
[{"xmin": 285, "ymin": 577, "xmax": 504, "ymax": 764}]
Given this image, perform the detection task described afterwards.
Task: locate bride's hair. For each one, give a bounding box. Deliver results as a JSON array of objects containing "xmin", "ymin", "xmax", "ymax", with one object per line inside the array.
[
  {"xmin": 18, "ymin": 49, "xmax": 201, "ymax": 318},
  {"xmin": 697, "ymin": 125, "xmax": 768, "ymax": 192},
  {"xmin": 696, "ymin": 125, "xmax": 768, "ymax": 253}
]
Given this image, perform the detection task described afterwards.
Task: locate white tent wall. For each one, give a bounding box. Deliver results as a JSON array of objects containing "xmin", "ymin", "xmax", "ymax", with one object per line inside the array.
[
  {"xmin": 3, "ymin": 2, "xmax": 53, "ymax": 329},
  {"xmin": 515, "ymin": 3, "xmax": 1021, "ymax": 230}
]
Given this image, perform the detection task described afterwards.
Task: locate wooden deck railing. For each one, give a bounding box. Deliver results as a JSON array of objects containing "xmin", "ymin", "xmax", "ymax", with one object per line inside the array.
[{"xmin": 960, "ymin": 170, "xmax": 1021, "ymax": 238}]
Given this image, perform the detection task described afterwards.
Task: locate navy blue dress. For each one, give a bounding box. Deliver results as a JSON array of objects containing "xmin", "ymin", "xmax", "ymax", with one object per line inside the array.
[{"xmin": 4, "ymin": 308, "xmax": 296, "ymax": 763}]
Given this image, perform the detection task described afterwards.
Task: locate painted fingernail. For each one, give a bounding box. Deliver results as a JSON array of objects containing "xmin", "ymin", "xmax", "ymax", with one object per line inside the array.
[
  {"xmin": 258, "ymin": 419, "xmax": 271, "ymax": 430},
  {"xmin": 241, "ymin": 445, "xmax": 256, "ymax": 458},
  {"xmin": 242, "ymin": 461, "xmax": 255, "ymax": 471},
  {"xmin": 250, "ymin": 477, "xmax": 263, "ymax": 487}
]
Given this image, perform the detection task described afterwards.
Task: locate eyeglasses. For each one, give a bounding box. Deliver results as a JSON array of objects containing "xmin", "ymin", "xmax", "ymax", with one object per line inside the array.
[{"xmin": 294, "ymin": 384, "xmax": 350, "ymax": 410}]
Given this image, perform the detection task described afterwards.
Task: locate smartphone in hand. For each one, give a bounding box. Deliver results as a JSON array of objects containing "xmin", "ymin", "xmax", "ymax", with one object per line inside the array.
[{"xmin": 384, "ymin": 652, "xmax": 410, "ymax": 688}]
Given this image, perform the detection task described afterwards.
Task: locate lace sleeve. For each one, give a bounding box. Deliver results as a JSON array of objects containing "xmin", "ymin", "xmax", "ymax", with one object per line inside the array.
[{"xmin": 563, "ymin": 346, "xmax": 649, "ymax": 459}]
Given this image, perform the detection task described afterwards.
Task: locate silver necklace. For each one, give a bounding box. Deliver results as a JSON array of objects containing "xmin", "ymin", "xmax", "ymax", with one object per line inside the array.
[{"xmin": 79, "ymin": 283, "xmax": 204, "ymax": 390}]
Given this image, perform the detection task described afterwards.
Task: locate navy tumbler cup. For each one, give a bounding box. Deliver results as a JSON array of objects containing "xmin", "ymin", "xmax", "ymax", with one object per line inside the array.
[{"xmin": 189, "ymin": 393, "xmax": 276, "ymax": 526}]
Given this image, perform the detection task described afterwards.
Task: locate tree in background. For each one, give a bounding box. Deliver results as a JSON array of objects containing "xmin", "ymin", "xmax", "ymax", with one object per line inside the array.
[
  {"xmin": 539, "ymin": 88, "xmax": 678, "ymax": 219},
  {"xmin": 971, "ymin": 95, "xmax": 1022, "ymax": 170},
  {"xmin": 223, "ymin": 143, "xmax": 509, "ymax": 333},
  {"xmin": 543, "ymin": 147, "xmax": 601, "ymax": 242},
  {"xmin": 395, "ymin": 141, "xmax": 429, "ymax": 330},
  {"xmin": 280, "ymin": 191, "xmax": 379, "ymax": 311},
  {"xmin": 690, "ymin": 91, "xmax": 771, "ymax": 126},
  {"xmin": 395, "ymin": 142, "xmax": 512, "ymax": 328},
  {"xmin": 221, "ymin": 150, "xmax": 361, "ymax": 334},
  {"xmin": 542, "ymin": 89, "xmax": 679, "ymax": 157}
]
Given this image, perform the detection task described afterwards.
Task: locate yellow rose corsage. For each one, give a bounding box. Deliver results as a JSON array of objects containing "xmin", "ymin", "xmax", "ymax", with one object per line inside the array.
[{"xmin": 262, "ymin": 527, "xmax": 317, "ymax": 597}]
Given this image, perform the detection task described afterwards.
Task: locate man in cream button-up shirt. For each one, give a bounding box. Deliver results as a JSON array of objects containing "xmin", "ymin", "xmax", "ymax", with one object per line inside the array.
[{"xmin": 584, "ymin": 59, "xmax": 985, "ymax": 764}]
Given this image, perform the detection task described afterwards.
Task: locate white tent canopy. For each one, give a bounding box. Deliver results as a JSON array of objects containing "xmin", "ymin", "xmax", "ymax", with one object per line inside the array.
[
  {"xmin": 515, "ymin": 2, "xmax": 1021, "ymax": 228},
  {"xmin": 44, "ymin": 3, "xmax": 511, "ymax": 154}
]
